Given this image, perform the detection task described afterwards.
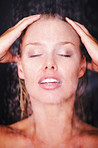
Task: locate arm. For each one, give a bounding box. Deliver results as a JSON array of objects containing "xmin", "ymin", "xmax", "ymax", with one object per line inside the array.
[{"xmin": 0, "ymin": 14, "xmax": 41, "ymax": 147}]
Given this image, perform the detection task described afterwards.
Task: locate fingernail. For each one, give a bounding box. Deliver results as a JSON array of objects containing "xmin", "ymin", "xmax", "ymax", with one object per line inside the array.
[
  {"xmin": 36, "ymin": 14, "xmax": 41, "ymax": 17},
  {"xmin": 65, "ymin": 17, "xmax": 70, "ymax": 21}
]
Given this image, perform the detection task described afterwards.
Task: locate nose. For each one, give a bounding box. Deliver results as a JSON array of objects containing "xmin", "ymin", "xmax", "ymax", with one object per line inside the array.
[{"xmin": 43, "ymin": 56, "xmax": 58, "ymax": 71}]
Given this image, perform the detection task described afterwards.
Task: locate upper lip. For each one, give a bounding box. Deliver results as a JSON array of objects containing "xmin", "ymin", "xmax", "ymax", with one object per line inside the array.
[{"xmin": 38, "ymin": 75, "xmax": 62, "ymax": 84}]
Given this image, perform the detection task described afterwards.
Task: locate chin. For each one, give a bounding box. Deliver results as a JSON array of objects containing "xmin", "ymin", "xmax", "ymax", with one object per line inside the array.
[
  {"xmin": 28, "ymin": 85, "xmax": 76, "ymax": 105},
  {"xmin": 30, "ymin": 92, "xmax": 70, "ymax": 105}
]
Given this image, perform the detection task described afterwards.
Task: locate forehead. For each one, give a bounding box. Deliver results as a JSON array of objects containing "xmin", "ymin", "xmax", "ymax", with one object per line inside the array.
[{"xmin": 22, "ymin": 17, "xmax": 80, "ymax": 46}]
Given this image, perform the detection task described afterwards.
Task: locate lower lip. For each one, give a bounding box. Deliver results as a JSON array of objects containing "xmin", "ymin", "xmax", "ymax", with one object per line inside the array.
[{"xmin": 39, "ymin": 82, "xmax": 61, "ymax": 90}]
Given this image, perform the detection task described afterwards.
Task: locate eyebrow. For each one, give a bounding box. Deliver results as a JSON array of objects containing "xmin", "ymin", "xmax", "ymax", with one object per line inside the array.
[
  {"xmin": 25, "ymin": 41, "xmax": 75, "ymax": 47},
  {"xmin": 25, "ymin": 42, "xmax": 43, "ymax": 47},
  {"xmin": 56, "ymin": 41, "xmax": 75, "ymax": 46}
]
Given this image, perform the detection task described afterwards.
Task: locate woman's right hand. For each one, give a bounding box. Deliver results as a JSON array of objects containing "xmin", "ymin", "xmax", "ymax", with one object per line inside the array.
[{"xmin": 0, "ymin": 14, "xmax": 41, "ymax": 63}]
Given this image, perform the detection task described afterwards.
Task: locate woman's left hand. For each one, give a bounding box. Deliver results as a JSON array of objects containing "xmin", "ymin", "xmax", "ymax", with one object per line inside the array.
[{"xmin": 66, "ymin": 17, "xmax": 98, "ymax": 72}]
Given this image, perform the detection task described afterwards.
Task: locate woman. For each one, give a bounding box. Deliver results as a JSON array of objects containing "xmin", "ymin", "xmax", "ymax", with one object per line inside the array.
[{"xmin": 0, "ymin": 14, "xmax": 98, "ymax": 148}]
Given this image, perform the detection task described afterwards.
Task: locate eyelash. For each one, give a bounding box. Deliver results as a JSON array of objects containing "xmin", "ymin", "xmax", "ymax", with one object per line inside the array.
[
  {"xmin": 29, "ymin": 54, "xmax": 42, "ymax": 58},
  {"xmin": 29, "ymin": 54, "xmax": 71, "ymax": 58},
  {"xmin": 58, "ymin": 54, "xmax": 71, "ymax": 57}
]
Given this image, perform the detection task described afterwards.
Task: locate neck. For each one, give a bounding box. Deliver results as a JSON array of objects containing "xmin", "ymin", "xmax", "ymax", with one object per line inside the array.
[{"xmin": 31, "ymin": 96, "xmax": 75, "ymax": 145}]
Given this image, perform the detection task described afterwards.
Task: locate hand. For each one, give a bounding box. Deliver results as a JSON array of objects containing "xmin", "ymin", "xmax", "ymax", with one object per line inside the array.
[
  {"xmin": 66, "ymin": 17, "xmax": 98, "ymax": 72},
  {"xmin": 0, "ymin": 14, "xmax": 41, "ymax": 63}
]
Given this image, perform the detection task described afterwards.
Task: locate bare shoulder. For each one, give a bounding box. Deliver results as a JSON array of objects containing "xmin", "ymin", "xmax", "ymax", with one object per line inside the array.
[
  {"xmin": 0, "ymin": 115, "xmax": 35, "ymax": 148},
  {"xmin": 79, "ymin": 120, "xmax": 98, "ymax": 135},
  {"xmin": 78, "ymin": 131, "xmax": 98, "ymax": 148},
  {"xmin": 8, "ymin": 114, "xmax": 35, "ymax": 136},
  {"xmin": 74, "ymin": 119, "xmax": 98, "ymax": 148},
  {"xmin": 82, "ymin": 122, "xmax": 98, "ymax": 147},
  {"xmin": 72, "ymin": 133, "xmax": 98, "ymax": 148},
  {"xmin": 74, "ymin": 116, "xmax": 98, "ymax": 135}
]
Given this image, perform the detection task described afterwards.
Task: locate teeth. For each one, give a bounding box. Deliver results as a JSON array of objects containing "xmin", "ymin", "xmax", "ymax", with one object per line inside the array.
[{"xmin": 40, "ymin": 78, "xmax": 60, "ymax": 84}]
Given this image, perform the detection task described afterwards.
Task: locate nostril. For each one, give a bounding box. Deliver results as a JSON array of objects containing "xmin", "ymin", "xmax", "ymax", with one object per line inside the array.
[
  {"xmin": 51, "ymin": 66, "xmax": 55, "ymax": 69},
  {"xmin": 44, "ymin": 65, "xmax": 55, "ymax": 70},
  {"xmin": 45, "ymin": 66, "xmax": 48, "ymax": 69}
]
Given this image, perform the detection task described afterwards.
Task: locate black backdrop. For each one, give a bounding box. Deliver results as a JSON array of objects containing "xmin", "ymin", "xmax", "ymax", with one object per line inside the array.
[{"xmin": 0, "ymin": 0, "xmax": 98, "ymax": 127}]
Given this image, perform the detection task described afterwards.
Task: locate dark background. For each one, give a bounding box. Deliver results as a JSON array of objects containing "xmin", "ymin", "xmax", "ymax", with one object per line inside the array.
[{"xmin": 0, "ymin": 0, "xmax": 98, "ymax": 127}]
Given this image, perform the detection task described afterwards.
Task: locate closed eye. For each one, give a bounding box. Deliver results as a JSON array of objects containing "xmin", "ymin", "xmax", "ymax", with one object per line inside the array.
[
  {"xmin": 58, "ymin": 54, "xmax": 71, "ymax": 57},
  {"xmin": 29, "ymin": 54, "xmax": 42, "ymax": 58}
]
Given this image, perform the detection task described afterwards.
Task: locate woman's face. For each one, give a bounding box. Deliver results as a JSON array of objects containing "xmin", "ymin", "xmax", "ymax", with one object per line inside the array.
[{"xmin": 18, "ymin": 17, "xmax": 86, "ymax": 104}]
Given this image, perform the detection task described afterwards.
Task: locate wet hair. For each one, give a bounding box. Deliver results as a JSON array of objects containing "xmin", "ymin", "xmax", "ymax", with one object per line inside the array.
[{"xmin": 18, "ymin": 13, "xmax": 88, "ymax": 119}]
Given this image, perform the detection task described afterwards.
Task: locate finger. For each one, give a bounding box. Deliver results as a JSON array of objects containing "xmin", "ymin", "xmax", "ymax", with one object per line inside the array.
[
  {"xmin": 87, "ymin": 62, "xmax": 93, "ymax": 71},
  {"xmin": 66, "ymin": 17, "xmax": 95, "ymax": 42},
  {"xmin": 15, "ymin": 15, "xmax": 39, "ymax": 27},
  {"xmin": 14, "ymin": 14, "xmax": 41, "ymax": 30},
  {"xmin": 65, "ymin": 17, "xmax": 88, "ymax": 39},
  {"xmin": 0, "ymin": 54, "xmax": 17, "ymax": 63},
  {"xmin": 74, "ymin": 22, "xmax": 91, "ymax": 37},
  {"xmin": 87, "ymin": 62, "xmax": 98, "ymax": 72},
  {"xmin": 0, "ymin": 47, "xmax": 19, "ymax": 63},
  {"xmin": 11, "ymin": 55, "xmax": 20, "ymax": 63},
  {"xmin": 8, "ymin": 49, "xmax": 19, "ymax": 63},
  {"xmin": 13, "ymin": 14, "xmax": 41, "ymax": 39}
]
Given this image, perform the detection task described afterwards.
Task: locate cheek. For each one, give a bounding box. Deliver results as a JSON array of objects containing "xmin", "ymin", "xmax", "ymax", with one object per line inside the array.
[
  {"xmin": 22, "ymin": 57, "xmax": 41, "ymax": 77},
  {"xmin": 68, "ymin": 72, "xmax": 79, "ymax": 93},
  {"xmin": 21, "ymin": 62, "xmax": 38, "ymax": 93},
  {"xmin": 63, "ymin": 70, "xmax": 79, "ymax": 93},
  {"xmin": 60, "ymin": 60, "xmax": 80, "ymax": 92}
]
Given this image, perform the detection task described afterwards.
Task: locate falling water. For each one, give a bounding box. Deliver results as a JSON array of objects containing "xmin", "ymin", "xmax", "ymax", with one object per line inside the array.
[{"xmin": 0, "ymin": 0, "xmax": 98, "ymax": 128}]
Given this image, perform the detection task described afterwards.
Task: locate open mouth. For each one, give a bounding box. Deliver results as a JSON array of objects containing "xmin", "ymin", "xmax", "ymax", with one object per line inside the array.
[
  {"xmin": 40, "ymin": 78, "xmax": 61, "ymax": 84},
  {"xmin": 39, "ymin": 77, "xmax": 62, "ymax": 90}
]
